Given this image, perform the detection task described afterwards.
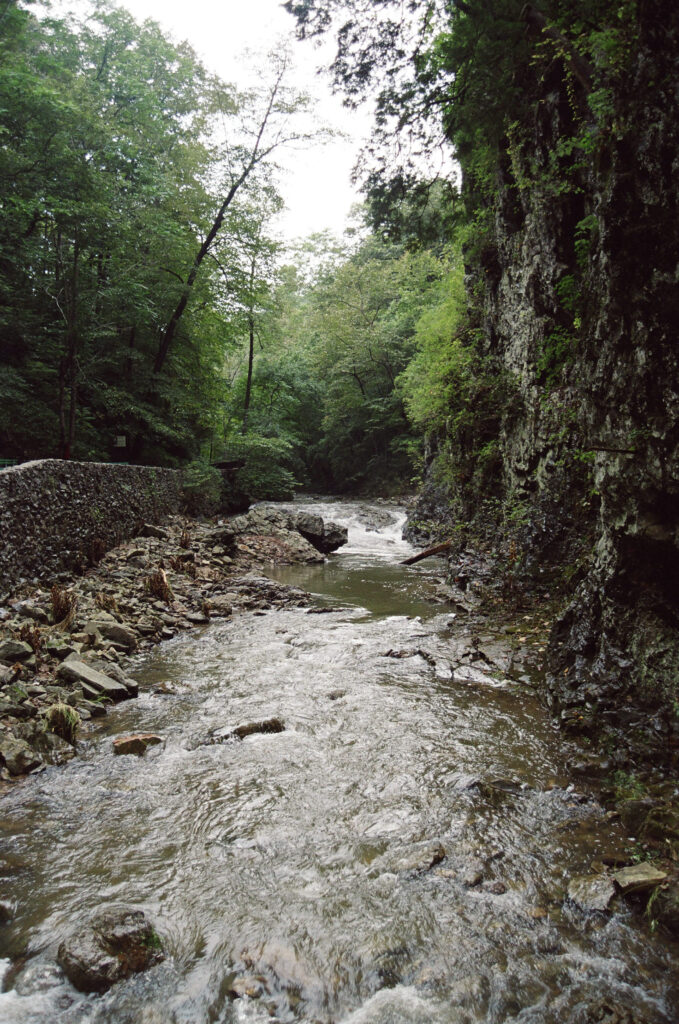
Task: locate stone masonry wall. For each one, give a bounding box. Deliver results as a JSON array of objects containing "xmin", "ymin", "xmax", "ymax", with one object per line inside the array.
[{"xmin": 0, "ymin": 460, "xmax": 181, "ymax": 592}]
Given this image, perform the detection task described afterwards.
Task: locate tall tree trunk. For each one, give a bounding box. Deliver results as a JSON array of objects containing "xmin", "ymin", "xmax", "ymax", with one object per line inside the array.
[
  {"xmin": 153, "ymin": 65, "xmax": 287, "ymax": 374},
  {"xmin": 241, "ymin": 313, "xmax": 255, "ymax": 435},
  {"xmin": 59, "ymin": 241, "xmax": 79, "ymax": 459}
]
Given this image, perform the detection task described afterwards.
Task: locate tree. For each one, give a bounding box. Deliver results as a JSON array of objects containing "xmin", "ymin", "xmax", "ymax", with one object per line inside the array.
[{"xmin": 153, "ymin": 51, "xmax": 317, "ymax": 374}]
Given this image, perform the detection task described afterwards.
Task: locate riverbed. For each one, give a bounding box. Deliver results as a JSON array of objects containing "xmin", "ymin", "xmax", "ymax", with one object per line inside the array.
[{"xmin": 1, "ymin": 501, "xmax": 677, "ymax": 1023}]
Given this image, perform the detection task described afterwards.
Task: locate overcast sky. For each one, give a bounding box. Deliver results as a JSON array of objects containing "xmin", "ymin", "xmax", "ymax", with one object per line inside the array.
[{"xmin": 88, "ymin": 0, "xmax": 372, "ymax": 241}]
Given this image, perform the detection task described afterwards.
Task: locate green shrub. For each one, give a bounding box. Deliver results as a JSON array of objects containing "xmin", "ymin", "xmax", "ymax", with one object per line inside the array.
[
  {"xmin": 181, "ymin": 460, "xmax": 223, "ymax": 515},
  {"xmin": 218, "ymin": 435, "xmax": 298, "ymax": 507}
]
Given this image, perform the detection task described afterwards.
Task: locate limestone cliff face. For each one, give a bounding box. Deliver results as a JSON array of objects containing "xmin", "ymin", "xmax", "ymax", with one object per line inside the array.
[
  {"xmin": 547, "ymin": 8, "xmax": 679, "ymax": 749},
  {"xmin": 413, "ymin": 4, "xmax": 679, "ymax": 754}
]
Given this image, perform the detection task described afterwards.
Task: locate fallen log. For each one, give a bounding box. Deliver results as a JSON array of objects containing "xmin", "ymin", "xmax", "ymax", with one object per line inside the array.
[{"xmin": 400, "ymin": 540, "xmax": 453, "ymax": 566}]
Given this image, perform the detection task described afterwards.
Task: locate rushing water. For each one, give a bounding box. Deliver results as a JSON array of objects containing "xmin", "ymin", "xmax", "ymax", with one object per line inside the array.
[{"xmin": 1, "ymin": 501, "xmax": 677, "ymax": 1024}]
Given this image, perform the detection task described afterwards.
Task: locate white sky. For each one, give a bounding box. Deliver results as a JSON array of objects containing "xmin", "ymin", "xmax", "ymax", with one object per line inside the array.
[{"xmin": 106, "ymin": 0, "xmax": 372, "ymax": 241}]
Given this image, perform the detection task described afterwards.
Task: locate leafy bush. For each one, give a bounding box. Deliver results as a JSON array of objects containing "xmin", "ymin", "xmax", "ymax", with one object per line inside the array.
[
  {"xmin": 181, "ymin": 460, "xmax": 223, "ymax": 515},
  {"xmin": 218, "ymin": 435, "xmax": 298, "ymax": 508}
]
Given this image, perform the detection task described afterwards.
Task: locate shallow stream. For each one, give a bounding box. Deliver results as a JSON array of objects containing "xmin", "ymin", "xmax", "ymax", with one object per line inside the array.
[{"xmin": 1, "ymin": 501, "xmax": 677, "ymax": 1023}]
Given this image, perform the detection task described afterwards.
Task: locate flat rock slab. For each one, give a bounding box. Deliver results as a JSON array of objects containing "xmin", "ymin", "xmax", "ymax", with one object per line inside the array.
[
  {"xmin": 613, "ymin": 863, "xmax": 667, "ymax": 895},
  {"xmin": 57, "ymin": 659, "xmax": 130, "ymax": 701},
  {"xmin": 84, "ymin": 619, "xmax": 137, "ymax": 651},
  {"xmin": 0, "ymin": 639, "xmax": 33, "ymax": 663},
  {"xmin": 452, "ymin": 665, "xmax": 506, "ymax": 687},
  {"xmin": 567, "ymin": 874, "xmax": 616, "ymax": 912},
  {"xmin": 57, "ymin": 908, "xmax": 163, "ymax": 993},
  {"xmin": 113, "ymin": 734, "xmax": 163, "ymax": 756}
]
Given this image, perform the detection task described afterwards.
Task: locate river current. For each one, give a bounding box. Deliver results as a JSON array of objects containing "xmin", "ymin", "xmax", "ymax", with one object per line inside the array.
[{"xmin": 0, "ymin": 500, "xmax": 677, "ymax": 1023}]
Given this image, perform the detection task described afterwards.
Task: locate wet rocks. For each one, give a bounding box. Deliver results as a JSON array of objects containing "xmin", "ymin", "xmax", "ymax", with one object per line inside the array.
[
  {"xmin": 232, "ymin": 718, "xmax": 285, "ymax": 740},
  {"xmin": 0, "ymin": 505, "xmax": 322, "ymax": 776},
  {"xmin": 56, "ymin": 660, "xmax": 130, "ymax": 702},
  {"xmin": 0, "ymin": 734, "xmax": 43, "ymax": 775},
  {"xmin": 228, "ymin": 973, "xmax": 268, "ymax": 1000},
  {"xmin": 372, "ymin": 840, "xmax": 446, "ymax": 876},
  {"xmin": 295, "ymin": 512, "xmax": 348, "ymax": 553},
  {"xmin": 113, "ymin": 734, "xmax": 163, "ymax": 756},
  {"xmin": 567, "ymin": 874, "xmax": 616, "ymax": 912},
  {"xmin": 612, "ymin": 863, "xmax": 667, "ymax": 895},
  {"xmin": 56, "ymin": 908, "xmax": 163, "ymax": 993}
]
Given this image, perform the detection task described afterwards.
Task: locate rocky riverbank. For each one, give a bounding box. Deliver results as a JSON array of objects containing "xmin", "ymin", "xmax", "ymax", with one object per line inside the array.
[
  {"xmin": 401, "ymin": 534, "xmax": 679, "ymax": 939},
  {"xmin": 0, "ymin": 505, "xmax": 347, "ymax": 781}
]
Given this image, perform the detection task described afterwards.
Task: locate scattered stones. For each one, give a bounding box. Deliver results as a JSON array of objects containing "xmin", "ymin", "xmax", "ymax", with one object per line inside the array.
[
  {"xmin": 567, "ymin": 874, "xmax": 616, "ymax": 912},
  {"xmin": 113, "ymin": 734, "xmax": 163, "ymax": 756},
  {"xmin": 56, "ymin": 908, "xmax": 164, "ymax": 993}
]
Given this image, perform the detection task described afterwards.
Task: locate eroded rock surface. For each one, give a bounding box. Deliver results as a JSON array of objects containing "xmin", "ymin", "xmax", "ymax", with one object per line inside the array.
[{"xmin": 57, "ymin": 908, "xmax": 163, "ymax": 993}]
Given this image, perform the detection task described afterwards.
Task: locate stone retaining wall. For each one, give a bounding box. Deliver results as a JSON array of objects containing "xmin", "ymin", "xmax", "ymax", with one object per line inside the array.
[{"xmin": 0, "ymin": 460, "xmax": 181, "ymax": 592}]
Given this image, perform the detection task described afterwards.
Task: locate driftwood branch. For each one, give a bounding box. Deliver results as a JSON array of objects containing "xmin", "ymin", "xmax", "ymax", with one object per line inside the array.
[{"xmin": 401, "ymin": 540, "xmax": 453, "ymax": 566}]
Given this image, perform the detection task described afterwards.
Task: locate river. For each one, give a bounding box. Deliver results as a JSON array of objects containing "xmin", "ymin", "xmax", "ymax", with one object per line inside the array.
[{"xmin": 0, "ymin": 500, "xmax": 677, "ymax": 1023}]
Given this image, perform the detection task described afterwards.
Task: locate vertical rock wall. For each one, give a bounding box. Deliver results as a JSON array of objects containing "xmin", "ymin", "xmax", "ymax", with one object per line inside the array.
[{"xmin": 416, "ymin": 3, "xmax": 679, "ymax": 755}]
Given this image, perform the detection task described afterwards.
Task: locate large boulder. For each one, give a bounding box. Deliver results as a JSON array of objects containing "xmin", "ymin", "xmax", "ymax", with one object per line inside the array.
[
  {"xmin": 0, "ymin": 735, "xmax": 43, "ymax": 775},
  {"xmin": 57, "ymin": 908, "xmax": 164, "ymax": 993},
  {"xmin": 294, "ymin": 513, "xmax": 348, "ymax": 554}
]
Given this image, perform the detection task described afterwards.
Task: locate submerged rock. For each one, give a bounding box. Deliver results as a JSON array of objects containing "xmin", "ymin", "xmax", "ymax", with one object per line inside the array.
[
  {"xmin": 57, "ymin": 908, "xmax": 163, "ymax": 993},
  {"xmin": 232, "ymin": 718, "xmax": 285, "ymax": 740}
]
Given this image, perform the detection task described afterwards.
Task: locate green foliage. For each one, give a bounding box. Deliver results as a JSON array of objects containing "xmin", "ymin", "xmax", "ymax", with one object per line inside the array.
[
  {"xmin": 610, "ymin": 769, "xmax": 648, "ymax": 802},
  {"xmin": 574, "ymin": 214, "xmax": 599, "ymax": 270},
  {"xmin": 218, "ymin": 435, "xmax": 297, "ymax": 503},
  {"xmin": 182, "ymin": 461, "xmax": 223, "ymax": 515},
  {"xmin": 45, "ymin": 703, "xmax": 80, "ymax": 745},
  {"xmin": 0, "ymin": 1, "xmax": 306, "ymax": 466},
  {"xmin": 398, "ymin": 255, "xmax": 468, "ymax": 435}
]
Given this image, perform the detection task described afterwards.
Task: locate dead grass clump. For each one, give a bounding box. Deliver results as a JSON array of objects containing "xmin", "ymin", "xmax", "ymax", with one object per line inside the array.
[
  {"xmin": 95, "ymin": 592, "xmax": 119, "ymax": 614},
  {"xmin": 18, "ymin": 622, "xmax": 42, "ymax": 659},
  {"xmin": 145, "ymin": 568, "xmax": 173, "ymax": 604},
  {"xmin": 88, "ymin": 537, "xmax": 107, "ymax": 564},
  {"xmin": 45, "ymin": 703, "xmax": 81, "ymax": 745},
  {"xmin": 167, "ymin": 554, "xmax": 197, "ymax": 578},
  {"xmin": 50, "ymin": 585, "xmax": 77, "ymax": 629}
]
